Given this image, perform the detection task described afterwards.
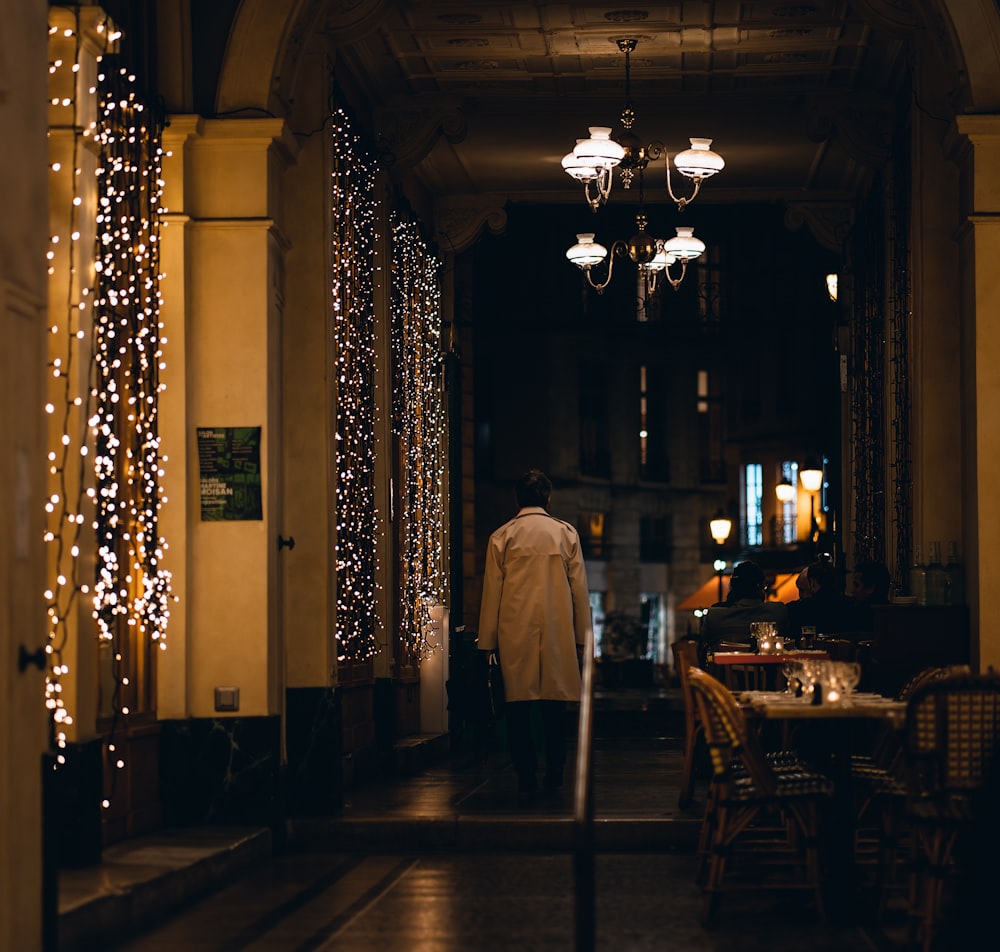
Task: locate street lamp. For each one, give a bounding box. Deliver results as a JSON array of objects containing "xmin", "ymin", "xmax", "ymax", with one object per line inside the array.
[
  {"xmin": 775, "ymin": 479, "xmax": 795, "ymax": 543},
  {"xmin": 799, "ymin": 458, "xmax": 824, "ymax": 543},
  {"xmin": 709, "ymin": 509, "xmax": 733, "ymax": 602}
]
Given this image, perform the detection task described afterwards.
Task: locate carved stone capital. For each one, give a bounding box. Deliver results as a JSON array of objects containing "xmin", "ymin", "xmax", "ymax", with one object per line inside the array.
[
  {"xmin": 784, "ymin": 202, "xmax": 856, "ymax": 253},
  {"xmin": 375, "ymin": 99, "xmax": 467, "ymax": 175},
  {"xmin": 433, "ymin": 195, "xmax": 508, "ymax": 253}
]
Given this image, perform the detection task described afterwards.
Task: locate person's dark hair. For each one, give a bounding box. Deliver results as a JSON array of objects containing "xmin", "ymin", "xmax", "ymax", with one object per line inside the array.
[
  {"xmin": 515, "ymin": 469, "xmax": 552, "ymax": 509},
  {"xmin": 853, "ymin": 559, "xmax": 891, "ymax": 601},
  {"xmin": 729, "ymin": 560, "xmax": 766, "ymax": 601},
  {"xmin": 806, "ymin": 559, "xmax": 840, "ymax": 591}
]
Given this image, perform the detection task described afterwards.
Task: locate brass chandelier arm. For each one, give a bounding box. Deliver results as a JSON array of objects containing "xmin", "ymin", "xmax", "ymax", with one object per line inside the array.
[
  {"xmin": 582, "ymin": 240, "xmax": 628, "ymax": 294},
  {"xmin": 583, "ymin": 167, "xmax": 613, "ymax": 212},
  {"xmin": 664, "ymin": 257, "xmax": 689, "ymax": 291},
  {"xmin": 641, "ymin": 141, "xmax": 705, "ymax": 212}
]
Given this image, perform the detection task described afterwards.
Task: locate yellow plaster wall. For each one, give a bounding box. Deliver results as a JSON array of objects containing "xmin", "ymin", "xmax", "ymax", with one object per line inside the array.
[
  {"xmin": 956, "ymin": 115, "xmax": 1000, "ymax": 672},
  {"xmin": 280, "ymin": 127, "xmax": 335, "ymax": 688},
  {"xmin": 2, "ymin": 4, "xmax": 49, "ymax": 947},
  {"xmin": 157, "ymin": 119, "xmax": 294, "ymax": 718},
  {"xmin": 910, "ymin": 84, "xmax": 964, "ymax": 568}
]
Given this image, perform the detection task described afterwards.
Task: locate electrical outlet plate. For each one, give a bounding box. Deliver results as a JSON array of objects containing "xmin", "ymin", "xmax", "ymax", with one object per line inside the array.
[{"xmin": 214, "ymin": 686, "xmax": 240, "ymax": 712}]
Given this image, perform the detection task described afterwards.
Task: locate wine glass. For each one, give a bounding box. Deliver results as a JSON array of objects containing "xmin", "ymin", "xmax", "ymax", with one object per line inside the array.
[
  {"xmin": 780, "ymin": 659, "xmax": 803, "ymax": 696},
  {"xmin": 841, "ymin": 661, "xmax": 861, "ymax": 696}
]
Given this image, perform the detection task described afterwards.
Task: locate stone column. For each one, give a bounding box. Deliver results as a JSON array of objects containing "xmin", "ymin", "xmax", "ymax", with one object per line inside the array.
[{"xmin": 952, "ymin": 115, "xmax": 1000, "ymax": 672}]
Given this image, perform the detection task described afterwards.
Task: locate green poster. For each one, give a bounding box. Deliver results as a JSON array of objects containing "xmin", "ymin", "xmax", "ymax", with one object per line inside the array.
[{"xmin": 197, "ymin": 426, "xmax": 263, "ymax": 521}]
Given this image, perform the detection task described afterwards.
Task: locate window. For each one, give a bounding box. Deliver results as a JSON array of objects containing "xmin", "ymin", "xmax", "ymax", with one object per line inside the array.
[
  {"xmin": 744, "ymin": 463, "xmax": 763, "ymax": 546},
  {"xmin": 697, "ymin": 245, "xmax": 722, "ymax": 331},
  {"xmin": 578, "ymin": 511, "xmax": 608, "ymax": 560},
  {"xmin": 640, "ymin": 515, "xmax": 672, "ymax": 563},
  {"xmin": 640, "ymin": 594, "xmax": 664, "ymax": 663},
  {"xmin": 590, "ymin": 592, "xmax": 606, "ymax": 656},
  {"xmin": 639, "ymin": 365, "xmax": 669, "ymax": 481},
  {"xmin": 697, "ymin": 368, "xmax": 725, "ymax": 483},
  {"xmin": 779, "ymin": 460, "xmax": 799, "ymax": 544},
  {"xmin": 579, "ymin": 362, "xmax": 610, "ymax": 477}
]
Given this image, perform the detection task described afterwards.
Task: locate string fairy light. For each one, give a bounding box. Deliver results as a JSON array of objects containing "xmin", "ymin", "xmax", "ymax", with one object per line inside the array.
[
  {"xmin": 389, "ymin": 216, "xmax": 447, "ymax": 661},
  {"xmin": 330, "ymin": 107, "xmax": 383, "ymax": 662},
  {"xmin": 45, "ymin": 10, "xmax": 172, "ymax": 807}
]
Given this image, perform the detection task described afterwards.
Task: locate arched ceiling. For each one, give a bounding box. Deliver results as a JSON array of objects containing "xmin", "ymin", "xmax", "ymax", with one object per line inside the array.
[
  {"xmin": 220, "ymin": 1, "xmax": 998, "ymax": 221},
  {"xmin": 322, "ymin": 0, "xmax": 912, "ymax": 209}
]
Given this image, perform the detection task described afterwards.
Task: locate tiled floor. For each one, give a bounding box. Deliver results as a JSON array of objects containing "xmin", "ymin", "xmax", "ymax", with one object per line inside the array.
[{"xmin": 58, "ymin": 690, "xmax": 921, "ymax": 951}]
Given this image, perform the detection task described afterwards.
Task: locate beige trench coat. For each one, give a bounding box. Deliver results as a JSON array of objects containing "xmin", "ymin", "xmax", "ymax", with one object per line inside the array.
[{"xmin": 477, "ymin": 506, "xmax": 592, "ymax": 702}]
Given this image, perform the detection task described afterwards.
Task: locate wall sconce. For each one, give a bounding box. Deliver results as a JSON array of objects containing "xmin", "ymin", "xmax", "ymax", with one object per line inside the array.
[
  {"xmin": 826, "ymin": 273, "xmax": 838, "ymax": 302},
  {"xmin": 775, "ymin": 479, "xmax": 796, "ymax": 544},
  {"xmin": 775, "ymin": 480, "xmax": 795, "ymax": 504},
  {"xmin": 710, "ymin": 509, "xmax": 733, "ymax": 603},
  {"xmin": 799, "ymin": 458, "xmax": 824, "ymax": 543}
]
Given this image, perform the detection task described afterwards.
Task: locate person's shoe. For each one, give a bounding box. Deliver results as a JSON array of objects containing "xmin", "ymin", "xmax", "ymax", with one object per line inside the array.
[{"xmin": 542, "ymin": 773, "xmax": 563, "ymax": 792}]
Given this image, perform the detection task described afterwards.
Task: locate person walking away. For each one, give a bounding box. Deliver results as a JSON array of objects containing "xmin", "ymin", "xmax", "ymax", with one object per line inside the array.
[{"xmin": 477, "ymin": 469, "xmax": 592, "ymax": 795}]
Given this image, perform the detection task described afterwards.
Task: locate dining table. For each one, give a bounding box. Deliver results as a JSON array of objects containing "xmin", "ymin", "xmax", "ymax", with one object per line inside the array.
[
  {"xmin": 737, "ymin": 686, "xmax": 906, "ymax": 918},
  {"xmin": 710, "ymin": 649, "xmax": 831, "ymax": 690}
]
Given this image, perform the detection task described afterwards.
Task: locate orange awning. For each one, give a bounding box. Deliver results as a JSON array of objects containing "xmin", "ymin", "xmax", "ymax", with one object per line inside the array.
[
  {"xmin": 677, "ymin": 575, "xmax": 729, "ymax": 611},
  {"xmin": 677, "ymin": 570, "xmax": 802, "ymax": 612}
]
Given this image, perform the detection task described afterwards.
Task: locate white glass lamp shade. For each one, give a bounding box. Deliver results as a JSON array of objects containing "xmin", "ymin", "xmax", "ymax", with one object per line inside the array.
[
  {"xmin": 710, "ymin": 514, "xmax": 733, "ymax": 545},
  {"xmin": 775, "ymin": 480, "xmax": 796, "ymax": 504},
  {"xmin": 800, "ymin": 466, "xmax": 824, "ymax": 493},
  {"xmin": 566, "ymin": 233, "xmax": 608, "ymax": 269},
  {"xmin": 562, "ymin": 145, "xmax": 598, "ymax": 182},
  {"xmin": 662, "ymin": 226, "xmax": 705, "ymax": 262},
  {"xmin": 640, "ymin": 244, "xmax": 676, "ymax": 273},
  {"xmin": 673, "ymin": 138, "xmax": 725, "ymax": 179},
  {"xmin": 572, "ymin": 127, "xmax": 625, "ymax": 169}
]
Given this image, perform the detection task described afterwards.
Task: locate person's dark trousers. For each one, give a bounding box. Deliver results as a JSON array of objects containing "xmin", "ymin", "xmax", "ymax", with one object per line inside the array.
[{"xmin": 506, "ymin": 699, "xmax": 568, "ymax": 792}]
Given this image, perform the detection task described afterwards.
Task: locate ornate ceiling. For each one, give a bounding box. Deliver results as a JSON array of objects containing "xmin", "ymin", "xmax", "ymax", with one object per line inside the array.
[{"xmin": 327, "ymin": 0, "xmax": 915, "ymax": 223}]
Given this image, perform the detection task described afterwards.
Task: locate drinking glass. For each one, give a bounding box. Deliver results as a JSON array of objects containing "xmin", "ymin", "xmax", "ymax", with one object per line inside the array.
[{"xmin": 780, "ymin": 659, "xmax": 802, "ymax": 695}]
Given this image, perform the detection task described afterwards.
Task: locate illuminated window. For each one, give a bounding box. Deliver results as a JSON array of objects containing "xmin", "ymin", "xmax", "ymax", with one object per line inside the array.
[
  {"xmin": 578, "ymin": 511, "xmax": 608, "ymax": 559},
  {"xmin": 744, "ymin": 463, "xmax": 763, "ymax": 546},
  {"xmin": 779, "ymin": 460, "xmax": 799, "ymax": 544}
]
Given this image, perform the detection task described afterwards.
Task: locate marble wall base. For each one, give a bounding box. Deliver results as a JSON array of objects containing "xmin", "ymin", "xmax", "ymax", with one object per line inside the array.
[
  {"xmin": 159, "ymin": 716, "xmax": 283, "ymax": 837},
  {"xmin": 45, "ymin": 739, "xmax": 103, "ymax": 869},
  {"xmin": 284, "ymin": 687, "xmax": 342, "ymax": 817}
]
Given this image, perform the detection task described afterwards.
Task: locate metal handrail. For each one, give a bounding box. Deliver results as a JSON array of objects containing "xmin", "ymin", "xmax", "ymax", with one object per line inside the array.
[{"xmin": 573, "ymin": 628, "xmax": 596, "ymax": 952}]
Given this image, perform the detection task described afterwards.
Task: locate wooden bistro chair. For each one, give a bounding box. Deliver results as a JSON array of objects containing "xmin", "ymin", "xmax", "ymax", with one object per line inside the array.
[
  {"xmin": 848, "ymin": 665, "xmax": 969, "ymax": 920},
  {"xmin": 901, "ymin": 671, "xmax": 1000, "ymax": 951},
  {"xmin": 671, "ymin": 638, "xmax": 704, "ymax": 808},
  {"xmin": 686, "ymin": 666, "xmax": 833, "ymax": 924}
]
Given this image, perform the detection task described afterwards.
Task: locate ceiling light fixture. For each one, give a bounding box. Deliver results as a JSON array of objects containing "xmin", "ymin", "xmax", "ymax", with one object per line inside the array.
[
  {"xmin": 562, "ymin": 38, "xmax": 725, "ymax": 213},
  {"xmin": 565, "ymin": 166, "xmax": 705, "ymax": 295}
]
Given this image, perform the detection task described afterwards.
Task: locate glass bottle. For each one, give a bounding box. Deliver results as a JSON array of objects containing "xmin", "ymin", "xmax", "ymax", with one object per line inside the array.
[
  {"xmin": 945, "ymin": 541, "xmax": 965, "ymax": 606},
  {"xmin": 924, "ymin": 541, "xmax": 948, "ymax": 606},
  {"xmin": 910, "ymin": 545, "xmax": 926, "ymax": 605}
]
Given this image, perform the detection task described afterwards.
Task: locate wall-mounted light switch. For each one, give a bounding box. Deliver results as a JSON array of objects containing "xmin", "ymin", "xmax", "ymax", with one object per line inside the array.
[{"xmin": 215, "ymin": 686, "xmax": 240, "ymax": 712}]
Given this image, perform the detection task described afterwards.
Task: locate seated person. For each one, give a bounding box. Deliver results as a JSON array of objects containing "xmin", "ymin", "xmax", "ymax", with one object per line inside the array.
[
  {"xmin": 700, "ymin": 560, "xmax": 790, "ymax": 653},
  {"xmin": 787, "ymin": 558, "xmax": 855, "ymax": 640},
  {"xmin": 848, "ymin": 558, "xmax": 891, "ymax": 633}
]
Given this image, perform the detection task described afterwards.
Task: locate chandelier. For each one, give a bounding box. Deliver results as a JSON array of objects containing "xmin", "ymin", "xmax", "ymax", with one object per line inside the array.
[
  {"xmin": 561, "ymin": 38, "xmax": 724, "ymax": 213},
  {"xmin": 566, "ymin": 219, "xmax": 705, "ymax": 296}
]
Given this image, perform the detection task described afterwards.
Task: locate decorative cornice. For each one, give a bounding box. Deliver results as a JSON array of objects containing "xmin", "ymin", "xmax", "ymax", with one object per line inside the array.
[
  {"xmin": 375, "ymin": 100, "xmax": 467, "ymax": 176},
  {"xmin": 433, "ymin": 196, "xmax": 508, "ymax": 253},
  {"xmin": 784, "ymin": 202, "xmax": 856, "ymax": 253}
]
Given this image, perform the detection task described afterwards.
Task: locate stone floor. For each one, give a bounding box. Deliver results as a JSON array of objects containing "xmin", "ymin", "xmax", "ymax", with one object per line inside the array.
[{"xmin": 56, "ymin": 689, "xmax": 922, "ymax": 951}]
